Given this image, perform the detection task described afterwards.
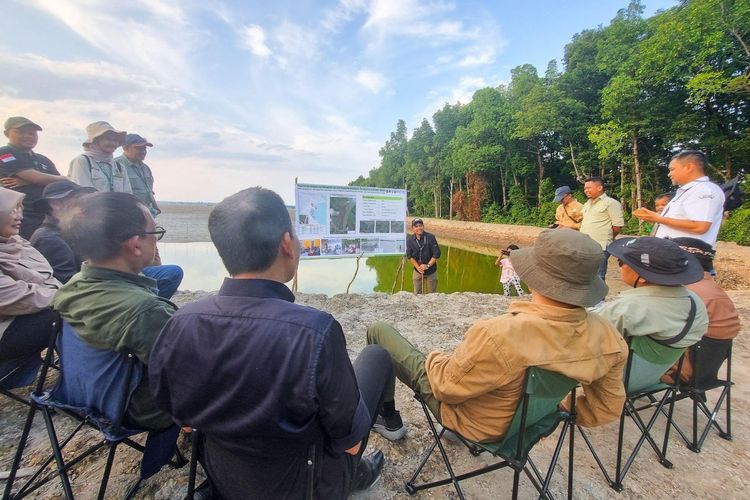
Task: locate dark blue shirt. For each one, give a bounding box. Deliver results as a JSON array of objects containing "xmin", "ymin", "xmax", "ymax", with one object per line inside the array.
[
  {"xmin": 406, "ymin": 230, "xmax": 441, "ymax": 275},
  {"xmin": 149, "ymin": 278, "xmax": 369, "ymax": 499}
]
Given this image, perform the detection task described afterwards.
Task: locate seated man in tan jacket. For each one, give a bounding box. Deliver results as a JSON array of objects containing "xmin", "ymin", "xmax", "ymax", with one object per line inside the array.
[{"xmin": 368, "ymin": 228, "xmax": 628, "ymax": 443}]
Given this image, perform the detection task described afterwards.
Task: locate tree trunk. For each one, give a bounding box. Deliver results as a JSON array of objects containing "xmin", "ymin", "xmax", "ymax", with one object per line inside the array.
[
  {"xmin": 500, "ymin": 167, "xmax": 507, "ymax": 207},
  {"xmin": 726, "ymin": 154, "xmax": 733, "ymax": 180},
  {"xmin": 449, "ymin": 175, "xmax": 454, "ymax": 220},
  {"xmin": 620, "ymin": 157, "xmax": 627, "ymax": 209},
  {"xmin": 632, "ymin": 130, "xmax": 643, "ymax": 232},
  {"xmin": 524, "ymin": 176, "xmax": 529, "ymax": 197},
  {"xmin": 536, "ymin": 145, "xmax": 545, "ymax": 209},
  {"xmin": 569, "ymin": 141, "xmax": 584, "ymax": 182}
]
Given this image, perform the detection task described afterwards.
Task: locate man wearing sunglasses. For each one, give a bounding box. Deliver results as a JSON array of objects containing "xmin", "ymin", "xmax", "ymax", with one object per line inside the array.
[{"xmin": 52, "ymin": 192, "xmax": 177, "ymax": 430}]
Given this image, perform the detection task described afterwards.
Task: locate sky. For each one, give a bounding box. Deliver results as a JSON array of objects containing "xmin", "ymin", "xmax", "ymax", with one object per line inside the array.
[{"xmin": 2, "ymin": 0, "xmax": 678, "ymax": 204}]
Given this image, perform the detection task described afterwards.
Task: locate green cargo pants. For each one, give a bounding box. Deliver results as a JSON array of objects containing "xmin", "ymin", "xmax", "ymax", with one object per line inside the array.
[{"xmin": 366, "ymin": 321, "xmax": 441, "ymax": 420}]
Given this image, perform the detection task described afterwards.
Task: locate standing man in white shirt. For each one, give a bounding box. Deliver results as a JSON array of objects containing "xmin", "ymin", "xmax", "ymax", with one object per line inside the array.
[{"xmin": 634, "ymin": 150, "xmax": 725, "ymax": 248}]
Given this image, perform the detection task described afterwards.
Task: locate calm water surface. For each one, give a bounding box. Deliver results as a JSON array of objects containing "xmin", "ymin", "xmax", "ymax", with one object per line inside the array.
[{"xmin": 159, "ymin": 242, "xmax": 505, "ymax": 296}]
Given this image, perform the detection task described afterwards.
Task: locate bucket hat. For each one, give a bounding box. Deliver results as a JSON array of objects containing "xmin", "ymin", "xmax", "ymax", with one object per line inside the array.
[
  {"xmin": 82, "ymin": 121, "xmax": 126, "ymax": 147},
  {"xmin": 0, "ymin": 186, "xmax": 26, "ymax": 212},
  {"xmin": 607, "ymin": 236, "xmax": 703, "ymax": 286},
  {"xmin": 510, "ymin": 228, "xmax": 608, "ymax": 307}
]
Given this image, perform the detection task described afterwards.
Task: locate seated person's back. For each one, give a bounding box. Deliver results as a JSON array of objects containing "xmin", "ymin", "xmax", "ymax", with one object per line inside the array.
[
  {"xmin": 593, "ymin": 237, "xmax": 708, "ymax": 367},
  {"xmin": 52, "ymin": 192, "xmax": 174, "ymax": 430},
  {"xmin": 367, "ymin": 228, "xmax": 630, "ymax": 445},
  {"xmin": 150, "ymin": 187, "xmax": 389, "ymax": 499}
]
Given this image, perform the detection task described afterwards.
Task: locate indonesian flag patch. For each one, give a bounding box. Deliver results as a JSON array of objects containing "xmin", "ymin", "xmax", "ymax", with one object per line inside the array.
[{"xmin": 0, "ymin": 153, "xmax": 16, "ymax": 163}]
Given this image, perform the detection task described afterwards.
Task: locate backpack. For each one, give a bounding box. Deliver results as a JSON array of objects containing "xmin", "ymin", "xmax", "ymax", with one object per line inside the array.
[{"xmin": 719, "ymin": 170, "xmax": 745, "ymax": 211}]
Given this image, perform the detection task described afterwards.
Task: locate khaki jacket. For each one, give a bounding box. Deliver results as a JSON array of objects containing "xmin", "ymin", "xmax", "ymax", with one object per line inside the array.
[
  {"xmin": 0, "ymin": 235, "xmax": 60, "ymax": 341},
  {"xmin": 425, "ymin": 302, "xmax": 628, "ymax": 442},
  {"xmin": 555, "ymin": 199, "xmax": 584, "ymax": 229}
]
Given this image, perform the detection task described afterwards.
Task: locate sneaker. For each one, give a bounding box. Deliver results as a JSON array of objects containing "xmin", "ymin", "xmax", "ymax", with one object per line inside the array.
[
  {"xmin": 351, "ymin": 449, "xmax": 385, "ymax": 491},
  {"xmin": 372, "ymin": 411, "xmax": 406, "ymax": 441}
]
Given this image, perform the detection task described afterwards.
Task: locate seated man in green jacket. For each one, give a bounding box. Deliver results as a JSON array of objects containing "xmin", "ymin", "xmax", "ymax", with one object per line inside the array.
[
  {"xmin": 52, "ymin": 192, "xmax": 173, "ymax": 430},
  {"xmin": 592, "ymin": 236, "xmax": 708, "ymax": 367}
]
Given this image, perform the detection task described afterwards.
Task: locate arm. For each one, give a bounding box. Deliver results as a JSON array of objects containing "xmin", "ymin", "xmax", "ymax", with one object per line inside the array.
[
  {"xmin": 316, "ymin": 320, "xmax": 371, "ymax": 455},
  {"xmin": 563, "ymin": 338, "xmax": 628, "ymax": 427},
  {"xmin": 12, "ymin": 169, "xmax": 64, "ymax": 186},
  {"xmin": 612, "ymin": 226, "xmax": 623, "ymax": 236},
  {"xmin": 67, "ymin": 156, "xmax": 95, "ymax": 188},
  {"xmin": 632, "ymin": 208, "xmax": 711, "ymax": 234},
  {"xmin": 425, "ymin": 323, "xmax": 511, "ymax": 404},
  {"xmin": 0, "ymin": 272, "xmax": 57, "ymax": 315}
]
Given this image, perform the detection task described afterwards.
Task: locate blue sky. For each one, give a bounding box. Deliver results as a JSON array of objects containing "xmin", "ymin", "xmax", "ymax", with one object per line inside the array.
[{"xmin": 2, "ymin": 0, "xmax": 677, "ymax": 203}]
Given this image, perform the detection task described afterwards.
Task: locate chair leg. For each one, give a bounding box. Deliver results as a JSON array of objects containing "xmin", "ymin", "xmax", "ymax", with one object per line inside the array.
[
  {"xmin": 612, "ymin": 408, "xmax": 627, "ymax": 492},
  {"xmin": 2, "ymin": 401, "xmax": 37, "ymax": 499},
  {"xmin": 567, "ymin": 420, "xmax": 574, "ymax": 500},
  {"xmin": 97, "ymin": 444, "xmax": 117, "ymax": 500},
  {"xmin": 577, "ymin": 426, "xmax": 614, "ymax": 486},
  {"xmin": 187, "ymin": 431, "xmax": 200, "ymax": 500},
  {"xmin": 41, "ymin": 408, "xmax": 74, "ymax": 500},
  {"xmin": 721, "ymin": 383, "xmax": 732, "ymax": 440}
]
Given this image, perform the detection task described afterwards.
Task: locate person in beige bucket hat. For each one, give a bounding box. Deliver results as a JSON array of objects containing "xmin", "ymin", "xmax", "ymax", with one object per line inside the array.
[
  {"xmin": 68, "ymin": 121, "xmax": 132, "ymax": 193},
  {"xmin": 365, "ymin": 227, "xmax": 628, "ymax": 444}
]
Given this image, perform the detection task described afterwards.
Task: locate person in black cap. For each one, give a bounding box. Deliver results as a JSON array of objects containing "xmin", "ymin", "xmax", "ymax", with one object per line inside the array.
[
  {"xmin": 29, "ymin": 180, "xmax": 96, "ymax": 283},
  {"xmin": 116, "ymin": 134, "xmax": 161, "ymax": 217},
  {"xmin": 591, "ymin": 236, "xmax": 708, "ymax": 366},
  {"xmin": 405, "ymin": 218, "xmax": 441, "ymax": 294},
  {"xmin": 0, "ymin": 117, "xmax": 64, "ymax": 239}
]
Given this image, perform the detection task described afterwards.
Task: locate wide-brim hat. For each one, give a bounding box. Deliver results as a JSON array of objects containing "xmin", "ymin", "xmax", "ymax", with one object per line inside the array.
[
  {"xmin": 510, "ymin": 228, "xmax": 608, "ymax": 307},
  {"xmin": 82, "ymin": 121, "xmax": 126, "ymax": 147},
  {"xmin": 33, "ymin": 180, "xmax": 96, "ymax": 212},
  {"xmin": 0, "ymin": 186, "xmax": 26, "ymax": 211},
  {"xmin": 607, "ymin": 236, "xmax": 704, "ymax": 286}
]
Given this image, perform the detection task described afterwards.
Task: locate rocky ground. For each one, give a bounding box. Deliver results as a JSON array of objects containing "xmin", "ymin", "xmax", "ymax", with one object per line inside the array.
[{"xmin": 1, "ymin": 207, "xmax": 748, "ymax": 499}]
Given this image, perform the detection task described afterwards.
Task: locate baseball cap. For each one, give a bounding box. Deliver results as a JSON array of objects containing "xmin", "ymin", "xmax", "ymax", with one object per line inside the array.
[
  {"xmin": 412, "ymin": 218, "xmax": 424, "ymax": 226},
  {"xmin": 4, "ymin": 117, "xmax": 42, "ymax": 132},
  {"xmin": 553, "ymin": 186, "xmax": 572, "ymax": 203},
  {"xmin": 123, "ymin": 134, "xmax": 153, "ymax": 147}
]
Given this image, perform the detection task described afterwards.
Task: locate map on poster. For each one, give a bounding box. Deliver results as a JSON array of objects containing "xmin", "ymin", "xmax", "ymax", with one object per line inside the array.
[{"xmin": 295, "ymin": 183, "xmax": 408, "ymax": 259}]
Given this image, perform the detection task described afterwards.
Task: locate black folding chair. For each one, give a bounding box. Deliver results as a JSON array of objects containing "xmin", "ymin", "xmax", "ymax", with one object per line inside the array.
[
  {"xmin": 577, "ymin": 346, "xmax": 681, "ymax": 492},
  {"xmin": 6, "ymin": 322, "xmax": 183, "ymax": 499},
  {"xmin": 2, "ymin": 315, "xmax": 61, "ymax": 500},
  {"xmin": 405, "ymin": 367, "xmax": 579, "ymax": 500},
  {"xmin": 668, "ymin": 337, "xmax": 733, "ymax": 452}
]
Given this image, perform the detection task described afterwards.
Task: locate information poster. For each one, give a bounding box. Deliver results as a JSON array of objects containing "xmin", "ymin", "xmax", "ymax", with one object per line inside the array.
[{"xmin": 295, "ymin": 183, "xmax": 407, "ymax": 259}]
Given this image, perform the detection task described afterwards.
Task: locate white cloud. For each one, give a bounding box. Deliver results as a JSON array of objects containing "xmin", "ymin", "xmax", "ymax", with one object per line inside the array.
[
  {"xmin": 27, "ymin": 1, "xmax": 196, "ymax": 89},
  {"xmin": 274, "ymin": 20, "xmax": 321, "ymax": 62},
  {"xmin": 240, "ymin": 24, "xmax": 272, "ymax": 57},
  {"xmin": 355, "ymin": 69, "xmax": 387, "ymax": 93}
]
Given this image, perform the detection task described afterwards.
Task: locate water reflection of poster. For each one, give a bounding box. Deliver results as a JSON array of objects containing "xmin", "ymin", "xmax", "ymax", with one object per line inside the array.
[{"xmin": 295, "ymin": 183, "xmax": 407, "ymax": 259}]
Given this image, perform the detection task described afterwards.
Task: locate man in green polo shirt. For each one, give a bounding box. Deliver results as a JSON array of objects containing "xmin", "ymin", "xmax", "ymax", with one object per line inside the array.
[
  {"xmin": 580, "ymin": 176, "xmax": 625, "ymax": 280},
  {"xmin": 52, "ymin": 192, "xmax": 174, "ymax": 430}
]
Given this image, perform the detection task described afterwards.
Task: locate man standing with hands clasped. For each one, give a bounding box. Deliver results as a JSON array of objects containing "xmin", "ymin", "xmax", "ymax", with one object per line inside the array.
[
  {"xmin": 406, "ymin": 218, "xmax": 441, "ymax": 294},
  {"xmin": 633, "ymin": 150, "xmax": 725, "ymax": 248},
  {"xmin": 580, "ymin": 177, "xmax": 625, "ymax": 280}
]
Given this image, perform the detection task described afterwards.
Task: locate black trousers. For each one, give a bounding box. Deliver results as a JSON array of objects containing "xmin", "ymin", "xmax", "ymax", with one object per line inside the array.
[
  {"xmin": 203, "ymin": 344, "xmax": 393, "ymax": 500},
  {"xmin": 0, "ymin": 309, "xmax": 56, "ymax": 362}
]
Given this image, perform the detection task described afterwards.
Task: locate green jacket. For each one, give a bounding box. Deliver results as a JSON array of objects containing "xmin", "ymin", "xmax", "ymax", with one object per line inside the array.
[{"xmin": 52, "ymin": 265, "xmax": 176, "ymax": 429}]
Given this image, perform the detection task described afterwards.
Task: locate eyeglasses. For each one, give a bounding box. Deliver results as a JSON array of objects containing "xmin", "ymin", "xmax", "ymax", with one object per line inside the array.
[{"xmin": 142, "ymin": 226, "xmax": 166, "ymax": 241}]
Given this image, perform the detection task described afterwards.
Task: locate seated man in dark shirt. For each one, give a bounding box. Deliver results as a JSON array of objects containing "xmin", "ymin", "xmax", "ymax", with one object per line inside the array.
[
  {"xmin": 149, "ymin": 187, "xmax": 392, "ymax": 499},
  {"xmin": 30, "ymin": 180, "xmax": 95, "ymax": 283}
]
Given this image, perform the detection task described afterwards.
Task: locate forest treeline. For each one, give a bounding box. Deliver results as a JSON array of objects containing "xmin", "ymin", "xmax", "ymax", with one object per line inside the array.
[{"xmin": 350, "ymin": 0, "xmax": 750, "ymax": 243}]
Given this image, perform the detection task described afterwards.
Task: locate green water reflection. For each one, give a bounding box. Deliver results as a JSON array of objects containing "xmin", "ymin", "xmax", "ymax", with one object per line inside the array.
[
  {"xmin": 159, "ymin": 242, "xmax": 505, "ymax": 295},
  {"xmin": 365, "ymin": 246, "xmax": 503, "ymax": 294}
]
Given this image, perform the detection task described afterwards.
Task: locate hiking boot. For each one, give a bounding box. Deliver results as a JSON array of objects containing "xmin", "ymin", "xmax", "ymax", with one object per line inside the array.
[
  {"xmin": 351, "ymin": 449, "xmax": 385, "ymax": 491},
  {"xmin": 372, "ymin": 411, "xmax": 406, "ymax": 441}
]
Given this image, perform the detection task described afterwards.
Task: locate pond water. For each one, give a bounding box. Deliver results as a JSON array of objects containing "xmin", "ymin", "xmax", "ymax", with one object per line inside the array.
[{"xmin": 158, "ymin": 241, "xmax": 508, "ymax": 296}]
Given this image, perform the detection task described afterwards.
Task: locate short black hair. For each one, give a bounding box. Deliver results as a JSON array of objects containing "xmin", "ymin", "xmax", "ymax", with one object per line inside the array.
[
  {"xmin": 507, "ymin": 244, "xmax": 520, "ymax": 251},
  {"xmin": 209, "ymin": 187, "xmax": 293, "ymax": 275},
  {"xmin": 584, "ymin": 176, "xmax": 605, "ymax": 187},
  {"xmin": 671, "ymin": 150, "xmax": 707, "ymax": 172},
  {"xmin": 655, "ymin": 192, "xmax": 674, "ymax": 201},
  {"xmin": 59, "ymin": 192, "xmax": 148, "ymax": 261}
]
